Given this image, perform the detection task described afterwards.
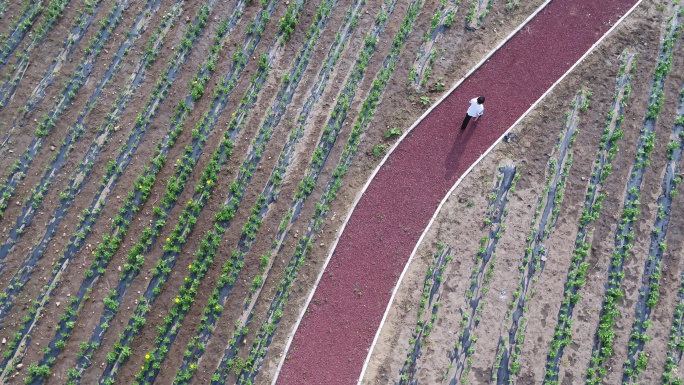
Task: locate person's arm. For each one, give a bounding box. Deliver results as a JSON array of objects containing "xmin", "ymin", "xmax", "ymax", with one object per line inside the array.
[{"xmin": 474, "ymin": 107, "xmax": 483, "ymax": 121}]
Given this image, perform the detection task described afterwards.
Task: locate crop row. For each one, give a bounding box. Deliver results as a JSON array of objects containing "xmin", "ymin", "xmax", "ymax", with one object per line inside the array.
[
  {"xmin": 440, "ymin": 165, "xmax": 520, "ymax": 384},
  {"xmin": 492, "ymin": 90, "xmax": 586, "ymax": 384},
  {"xmin": 397, "ymin": 244, "xmax": 451, "ymax": 383},
  {"xmin": 622, "ymin": 83, "xmax": 684, "ymax": 383},
  {"xmin": 543, "ymin": 50, "xmax": 636, "ymax": 385},
  {"xmin": 0, "ymin": 1, "xmax": 194, "ymax": 380},
  {"xmin": 0, "ymin": 0, "xmax": 105, "ymax": 109},
  {"xmin": 202, "ymin": 0, "xmax": 406, "ymax": 378},
  {"xmin": 0, "ymin": 0, "xmax": 180, "ymax": 317},
  {"xmin": 0, "ymin": 0, "xmax": 170, "ymax": 313},
  {"xmin": 0, "ymin": 2, "xmax": 181, "ymax": 319},
  {"xmin": 21, "ymin": 0, "xmax": 139, "ymax": 111},
  {"xmin": 0, "ymin": 0, "xmax": 69, "ymax": 68},
  {"xmin": 189, "ymin": 0, "xmax": 367, "ymax": 381},
  {"xmin": 663, "ymin": 270, "xmax": 684, "ymax": 384},
  {"xmin": 132, "ymin": 1, "xmax": 339, "ymax": 381},
  {"xmin": 163, "ymin": 1, "xmax": 369, "ymax": 383},
  {"xmin": 90, "ymin": 1, "xmax": 294, "ymax": 383},
  {"xmin": 505, "ymin": 0, "xmax": 521, "ymax": 9},
  {"xmin": 0, "ymin": 0, "xmax": 183, "ymax": 304},
  {"xmin": 226, "ymin": 0, "xmax": 428, "ymax": 382},
  {"xmin": 37, "ymin": 1, "xmax": 262, "ymax": 382},
  {"xmin": 0, "ymin": 0, "xmax": 43, "ymax": 64},
  {"xmin": 0, "ymin": 0, "xmax": 10, "ymax": 20},
  {"xmin": 585, "ymin": 9, "xmax": 682, "ymax": 383},
  {"xmin": 407, "ymin": 0, "xmax": 459, "ymax": 91},
  {"xmin": 0, "ymin": 0, "xmax": 150, "ymax": 217},
  {"xmin": 0, "ymin": 1, "xmax": 227, "ymax": 381},
  {"xmin": 130, "ymin": 0, "xmax": 367, "ymax": 383},
  {"xmin": 465, "ymin": 0, "xmax": 493, "ymax": 30}
]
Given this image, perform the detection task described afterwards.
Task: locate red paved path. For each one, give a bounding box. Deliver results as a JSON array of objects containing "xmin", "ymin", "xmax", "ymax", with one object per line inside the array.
[{"xmin": 277, "ymin": 0, "xmax": 639, "ymax": 383}]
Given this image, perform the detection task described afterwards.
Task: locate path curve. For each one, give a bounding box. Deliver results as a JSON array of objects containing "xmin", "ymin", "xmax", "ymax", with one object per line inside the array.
[{"xmin": 276, "ymin": 0, "xmax": 640, "ymax": 383}]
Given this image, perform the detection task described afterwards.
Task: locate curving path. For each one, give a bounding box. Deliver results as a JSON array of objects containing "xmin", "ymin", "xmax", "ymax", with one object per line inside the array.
[{"xmin": 276, "ymin": 0, "xmax": 641, "ymax": 383}]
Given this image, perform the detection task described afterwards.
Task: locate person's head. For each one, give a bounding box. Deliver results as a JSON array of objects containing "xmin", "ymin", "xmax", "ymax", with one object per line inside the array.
[{"xmin": 477, "ymin": 96, "xmax": 485, "ymax": 104}]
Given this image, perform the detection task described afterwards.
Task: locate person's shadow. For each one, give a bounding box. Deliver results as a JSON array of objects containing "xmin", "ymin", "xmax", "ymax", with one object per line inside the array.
[{"xmin": 444, "ymin": 119, "xmax": 479, "ymax": 182}]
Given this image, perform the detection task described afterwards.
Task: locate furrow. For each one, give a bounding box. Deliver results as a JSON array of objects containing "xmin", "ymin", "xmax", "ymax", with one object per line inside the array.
[
  {"xmin": 0, "ymin": 0, "xmax": 181, "ymax": 295},
  {"xmin": 408, "ymin": 0, "xmax": 460, "ymax": 92},
  {"xmin": 585, "ymin": 8, "xmax": 682, "ymax": 383},
  {"xmin": 491, "ymin": 90, "xmax": 586, "ymax": 385},
  {"xmin": 0, "ymin": 0, "xmax": 105, "ymax": 111},
  {"xmin": 436, "ymin": 165, "xmax": 520, "ymax": 384},
  {"xmin": 0, "ymin": 0, "xmax": 151, "ymax": 219},
  {"xmin": 0, "ymin": 1, "xmax": 234, "ymax": 381},
  {"xmin": 543, "ymin": 50, "xmax": 636, "ymax": 385},
  {"xmin": 623, "ymin": 82, "xmax": 684, "ymax": 383},
  {"xmin": 224, "ymin": 0, "xmax": 426, "ymax": 381}
]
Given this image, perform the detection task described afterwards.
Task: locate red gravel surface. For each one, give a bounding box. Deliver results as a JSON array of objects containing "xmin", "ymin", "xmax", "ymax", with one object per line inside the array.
[{"xmin": 277, "ymin": 0, "xmax": 640, "ymax": 383}]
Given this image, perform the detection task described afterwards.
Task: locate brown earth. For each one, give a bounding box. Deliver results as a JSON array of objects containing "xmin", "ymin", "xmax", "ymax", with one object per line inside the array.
[
  {"xmin": 364, "ymin": 1, "xmax": 684, "ymax": 384},
  {"xmin": 0, "ymin": 0, "xmax": 650, "ymax": 383}
]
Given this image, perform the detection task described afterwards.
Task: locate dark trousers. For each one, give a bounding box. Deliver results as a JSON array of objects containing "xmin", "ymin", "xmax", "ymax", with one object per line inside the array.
[{"xmin": 461, "ymin": 113, "xmax": 473, "ymax": 130}]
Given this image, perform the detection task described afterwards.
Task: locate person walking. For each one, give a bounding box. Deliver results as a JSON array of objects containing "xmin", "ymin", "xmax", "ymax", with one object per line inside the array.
[{"xmin": 461, "ymin": 96, "xmax": 485, "ymax": 130}]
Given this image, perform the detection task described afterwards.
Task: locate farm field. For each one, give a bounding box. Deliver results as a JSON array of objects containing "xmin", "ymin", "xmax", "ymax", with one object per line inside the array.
[
  {"xmin": 0, "ymin": 0, "xmax": 553, "ymax": 384},
  {"xmin": 364, "ymin": 1, "xmax": 684, "ymax": 385}
]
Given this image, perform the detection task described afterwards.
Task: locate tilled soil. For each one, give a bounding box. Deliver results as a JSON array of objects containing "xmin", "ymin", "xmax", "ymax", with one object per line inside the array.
[
  {"xmin": 0, "ymin": 0, "xmax": 650, "ymax": 384},
  {"xmin": 277, "ymin": 0, "xmax": 645, "ymax": 384},
  {"xmin": 365, "ymin": 1, "xmax": 684, "ymax": 384}
]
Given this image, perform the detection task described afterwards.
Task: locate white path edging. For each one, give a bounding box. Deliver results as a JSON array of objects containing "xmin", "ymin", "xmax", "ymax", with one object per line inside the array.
[
  {"xmin": 272, "ymin": 0, "xmax": 643, "ymax": 383},
  {"xmin": 357, "ymin": 0, "xmax": 645, "ymax": 383},
  {"xmin": 271, "ymin": 1, "xmax": 552, "ymax": 382}
]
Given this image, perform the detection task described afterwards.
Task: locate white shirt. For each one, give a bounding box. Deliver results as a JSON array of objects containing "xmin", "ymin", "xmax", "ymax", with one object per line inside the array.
[{"xmin": 467, "ymin": 98, "xmax": 484, "ymax": 117}]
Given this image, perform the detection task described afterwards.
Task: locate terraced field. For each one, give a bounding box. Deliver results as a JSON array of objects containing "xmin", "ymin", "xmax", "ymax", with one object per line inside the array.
[{"xmin": 0, "ymin": 0, "xmax": 549, "ymax": 383}]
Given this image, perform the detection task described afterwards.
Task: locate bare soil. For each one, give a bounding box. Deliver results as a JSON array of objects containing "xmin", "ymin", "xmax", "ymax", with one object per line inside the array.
[
  {"xmin": 0, "ymin": 0, "xmax": 659, "ymax": 384},
  {"xmin": 365, "ymin": 1, "xmax": 684, "ymax": 384}
]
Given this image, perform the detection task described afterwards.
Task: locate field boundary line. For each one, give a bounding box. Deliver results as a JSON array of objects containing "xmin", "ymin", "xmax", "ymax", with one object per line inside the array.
[{"xmin": 272, "ymin": 0, "xmax": 642, "ymax": 383}]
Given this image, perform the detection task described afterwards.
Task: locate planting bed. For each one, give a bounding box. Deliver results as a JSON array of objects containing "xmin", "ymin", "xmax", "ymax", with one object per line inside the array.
[{"xmin": 0, "ymin": 0, "xmax": 663, "ymax": 384}]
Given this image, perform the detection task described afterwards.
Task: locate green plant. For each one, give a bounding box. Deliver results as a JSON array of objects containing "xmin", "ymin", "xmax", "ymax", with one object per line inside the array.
[
  {"xmin": 384, "ymin": 127, "xmax": 402, "ymax": 139},
  {"xmin": 279, "ymin": 4, "xmax": 299, "ymax": 42},
  {"xmin": 373, "ymin": 145, "xmax": 387, "ymax": 158},
  {"xmin": 444, "ymin": 9, "xmax": 455, "ymax": 28},
  {"xmin": 435, "ymin": 77, "xmax": 445, "ymax": 91}
]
